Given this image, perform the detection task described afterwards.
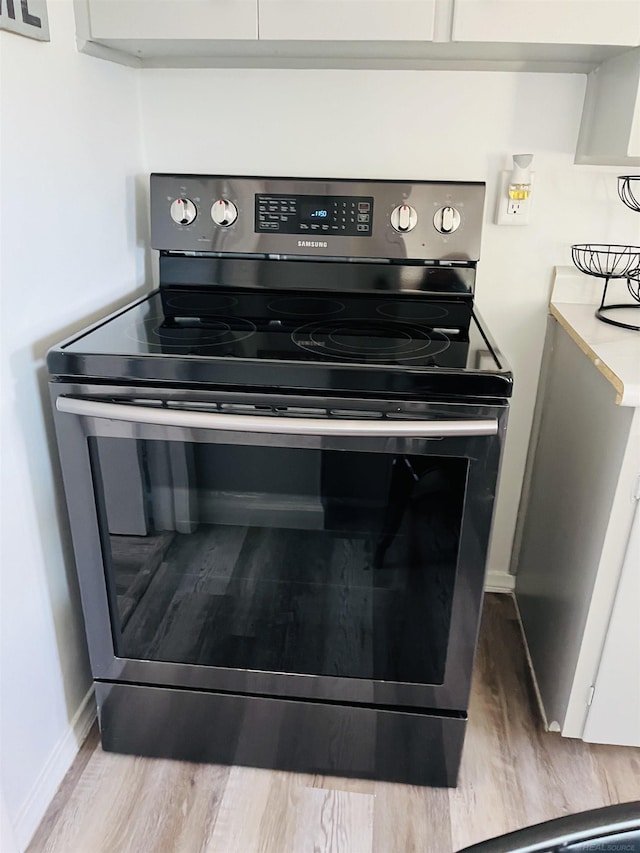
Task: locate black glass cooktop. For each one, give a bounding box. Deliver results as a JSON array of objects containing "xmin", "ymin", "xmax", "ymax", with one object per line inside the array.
[{"xmin": 48, "ymin": 289, "xmax": 512, "ymax": 399}]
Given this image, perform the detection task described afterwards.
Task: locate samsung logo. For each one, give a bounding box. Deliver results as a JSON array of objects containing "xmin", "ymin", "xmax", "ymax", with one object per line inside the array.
[{"xmin": 297, "ymin": 240, "xmax": 328, "ymax": 248}]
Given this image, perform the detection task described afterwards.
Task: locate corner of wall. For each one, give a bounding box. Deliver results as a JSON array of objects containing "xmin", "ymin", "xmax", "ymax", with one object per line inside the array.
[{"xmin": 13, "ymin": 689, "xmax": 96, "ymax": 851}]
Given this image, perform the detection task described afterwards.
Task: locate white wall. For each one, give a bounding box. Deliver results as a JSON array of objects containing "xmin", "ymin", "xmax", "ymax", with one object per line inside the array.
[
  {"xmin": 0, "ymin": 2, "xmax": 145, "ymax": 847},
  {"xmin": 2, "ymin": 41, "xmax": 640, "ymax": 851},
  {"xmin": 138, "ymin": 68, "xmax": 640, "ymax": 582}
]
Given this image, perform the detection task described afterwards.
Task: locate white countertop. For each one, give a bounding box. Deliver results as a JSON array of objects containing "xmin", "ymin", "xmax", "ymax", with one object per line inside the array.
[{"xmin": 550, "ymin": 268, "xmax": 640, "ymax": 407}]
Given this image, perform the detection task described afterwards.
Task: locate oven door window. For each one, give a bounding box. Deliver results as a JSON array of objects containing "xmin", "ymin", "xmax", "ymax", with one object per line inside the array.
[{"xmin": 89, "ymin": 437, "xmax": 467, "ymax": 686}]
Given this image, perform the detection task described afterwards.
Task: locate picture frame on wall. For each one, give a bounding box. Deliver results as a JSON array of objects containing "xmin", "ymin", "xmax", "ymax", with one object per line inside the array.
[{"xmin": 0, "ymin": 0, "xmax": 50, "ymax": 41}]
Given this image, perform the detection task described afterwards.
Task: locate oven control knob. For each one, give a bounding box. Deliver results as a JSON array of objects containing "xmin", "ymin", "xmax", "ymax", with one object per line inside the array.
[
  {"xmin": 433, "ymin": 206, "xmax": 461, "ymax": 234},
  {"xmin": 170, "ymin": 198, "xmax": 197, "ymax": 226},
  {"xmin": 390, "ymin": 204, "xmax": 418, "ymax": 233},
  {"xmin": 211, "ymin": 199, "xmax": 238, "ymax": 227}
]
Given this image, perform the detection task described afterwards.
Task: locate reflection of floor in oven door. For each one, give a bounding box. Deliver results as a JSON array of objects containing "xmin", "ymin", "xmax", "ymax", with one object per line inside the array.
[
  {"xmin": 111, "ymin": 531, "xmax": 175, "ymax": 629},
  {"xmin": 117, "ymin": 523, "xmax": 456, "ymax": 685}
]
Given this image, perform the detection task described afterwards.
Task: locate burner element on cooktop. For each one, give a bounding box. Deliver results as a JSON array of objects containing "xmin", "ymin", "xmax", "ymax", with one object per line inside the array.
[
  {"xmin": 291, "ymin": 319, "xmax": 451, "ymax": 362},
  {"xmin": 268, "ymin": 296, "xmax": 345, "ymax": 317},
  {"xmin": 126, "ymin": 317, "xmax": 257, "ymax": 350}
]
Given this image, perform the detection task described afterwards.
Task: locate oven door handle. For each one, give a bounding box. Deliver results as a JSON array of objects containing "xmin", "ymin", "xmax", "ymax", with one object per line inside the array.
[{"xmin": 56, "ymin": 397, "xmax": 498, "ymax": 438}]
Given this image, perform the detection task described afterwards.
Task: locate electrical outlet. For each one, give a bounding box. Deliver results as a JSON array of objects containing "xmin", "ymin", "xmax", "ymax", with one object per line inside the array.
[{"xmin": 495, "ymin": 170, "xmax": 533, "ymax": 226}]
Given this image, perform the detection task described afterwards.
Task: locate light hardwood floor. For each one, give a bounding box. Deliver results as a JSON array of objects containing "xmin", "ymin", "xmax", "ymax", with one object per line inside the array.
[{"xmin": 27, "ymin": 595, "xmax": 640, "ymax": 853}]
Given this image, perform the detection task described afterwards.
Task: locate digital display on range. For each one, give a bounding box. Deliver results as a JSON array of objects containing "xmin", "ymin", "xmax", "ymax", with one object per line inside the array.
[
  {"xmin": 255, "ymin": 193, "xmax": 374, "ymax": 237},
  {"xmin": 300, "ymin": 200, "xmax": 331, "ymax": 222}
]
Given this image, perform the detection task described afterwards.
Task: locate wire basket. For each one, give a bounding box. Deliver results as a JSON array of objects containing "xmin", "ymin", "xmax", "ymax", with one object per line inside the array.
[
  {"xmin": 571, "ymin": 244, "xmax": 640, "ymax": 279},
  {"xmin": 571, "ymin": 177, "xmax": 640, "ymax": 331},
  {"xmin": 571, "ymin": 245, "xmax": 640, "ymax": 331},
  {"xmin": 618, "ymin": 176, "xmax": 640, "ymax": 212},
  {"xmin": 627, "ymin": 268, "xmax": 640, "ymax": 303}
]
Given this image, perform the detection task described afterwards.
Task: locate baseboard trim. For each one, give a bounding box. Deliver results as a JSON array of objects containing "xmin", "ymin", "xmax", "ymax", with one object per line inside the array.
[
  {"xmin": 484, "ymin": 569, "xmax": 516, "ymax": 593},
  {"xmin": 14, "ymin": 686, "xmax": 96, "ymax": 851}
]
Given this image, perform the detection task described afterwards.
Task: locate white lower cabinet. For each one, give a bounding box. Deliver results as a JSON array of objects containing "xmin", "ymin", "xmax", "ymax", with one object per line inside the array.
[
  {"xmin": 451, "ymin": 0, "xmax": 640, "ymax": 47},
  {"xmin": 515, "ymin": 317, "xmax": 640, "ymax": 747},
  {"xmin": 258, "ymin": 0, "xmax": 436, "ymax": 42},
  {"xmin": 583, "ymin": 501, "xmax": 640, "ymax": 747}
]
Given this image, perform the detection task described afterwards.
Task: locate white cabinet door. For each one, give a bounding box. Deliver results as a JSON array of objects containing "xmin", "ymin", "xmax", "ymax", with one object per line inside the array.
[
  {"xmin": 452, "ymin": 1, "xmax": 640, "ymax": 46},
  {"xmin": 259, "ymin": 0, "xmax": 436, "ymax": 41},
  {"xmin": 87, "ymin": 0, "xmax": 258, "ymax": 41},
  {"xmin": 583, "ymin": 498, "xmax": 640, "ymax": 747}
]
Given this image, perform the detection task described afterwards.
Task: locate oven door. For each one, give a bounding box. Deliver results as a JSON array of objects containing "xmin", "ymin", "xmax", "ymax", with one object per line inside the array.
[{"xmin": 51, "ymin": 385, "xmax": 507, "ymax": 712}]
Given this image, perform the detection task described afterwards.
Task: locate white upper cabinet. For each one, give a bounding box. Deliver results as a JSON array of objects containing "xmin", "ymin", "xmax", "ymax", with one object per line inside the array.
[
  {"xmin": 576, "ymin": 47, "xmax": 640, "ymax": 165},
  {"xmin": 451, "ymin": 1, "xmax": 640, "ymax": 47},
  {"xmin": 85, "ymin": 0, "xmax": 258, "ymax": 42},
  {"xmin": 258, "ymin": 0, "xmax": 436, "ymax": 42},
  {"xmin": 76, "ymin": 0, "xmax": 640, "ymax": 66}
]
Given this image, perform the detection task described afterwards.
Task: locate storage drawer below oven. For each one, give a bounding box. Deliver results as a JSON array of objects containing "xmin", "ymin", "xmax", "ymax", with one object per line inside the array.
[{"xmin": 95, "ymin": 681, "xmax": 466, "ymax": 787}]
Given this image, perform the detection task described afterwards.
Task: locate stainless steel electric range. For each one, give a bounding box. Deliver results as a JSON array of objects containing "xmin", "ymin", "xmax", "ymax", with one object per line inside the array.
[{"xmin": 48, "ymin": 174, "xmax": 512, "ymax": 787}]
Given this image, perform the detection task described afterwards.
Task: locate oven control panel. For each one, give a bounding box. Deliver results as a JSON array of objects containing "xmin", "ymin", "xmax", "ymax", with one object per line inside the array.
[
  {"xmin": 151, "ymin": 174, "xmax": 485, "ymax": 262},
  {"xmin": 255, "ymin": 193, "xmax": 374, "ymax": 237}
]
